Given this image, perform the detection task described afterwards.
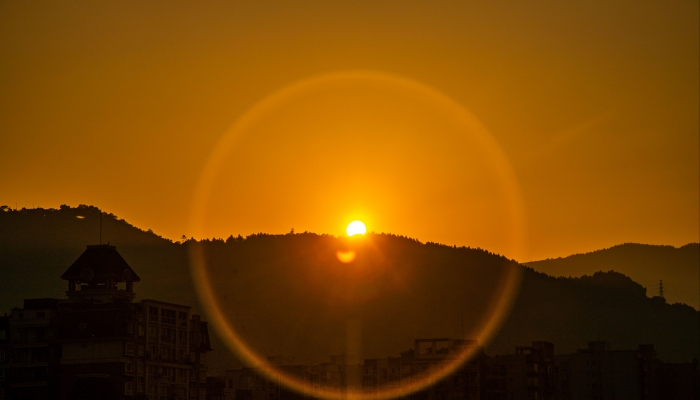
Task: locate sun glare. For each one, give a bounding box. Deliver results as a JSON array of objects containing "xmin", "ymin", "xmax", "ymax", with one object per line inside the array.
[{"xmin": 346, "ymin": 220, "xmax": 367, "ymax": 236}]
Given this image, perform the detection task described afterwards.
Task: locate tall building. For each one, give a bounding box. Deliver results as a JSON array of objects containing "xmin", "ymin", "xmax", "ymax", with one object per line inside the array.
[
  {"xmin": 556, "ymin": 341, "xmax": 659, "ymax": 400},
  {"xmin": 404, "ymin": 338, "xmax": 485, "ymax": 400},
  {"xmin": 4, "ymin": 244, "xmax": 211, "ymax": 400},
  {"xmin": 0, "ymin": 314, "xmax": 10, "ymax": 400},
  {"xmin": 5, "ymin": 298, "xmax": 62, "ymax": 400},
  {"xmin": 484, "ymin": 341, "xmax": 556, "ymax": 400}
]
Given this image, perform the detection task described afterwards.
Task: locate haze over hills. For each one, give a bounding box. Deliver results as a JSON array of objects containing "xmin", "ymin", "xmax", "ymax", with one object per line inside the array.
[
  {"xmin": 0, "ymin": 205, "xmax": 697, "ymax": 373},
  {"xmin": 525, "ymin": 243, "xmax": 699, "ymax": 309}
]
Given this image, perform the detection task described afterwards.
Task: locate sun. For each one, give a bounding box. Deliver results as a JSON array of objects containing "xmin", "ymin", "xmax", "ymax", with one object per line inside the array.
[{"xmin": 346, "ymin": 220, "xmax": 367, "ymax": 236}]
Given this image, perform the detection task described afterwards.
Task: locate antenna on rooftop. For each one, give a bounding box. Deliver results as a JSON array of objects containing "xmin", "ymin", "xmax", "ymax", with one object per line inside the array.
[
  {"xmin": 99, "ymin": 208, "xmax": 103, "ymax": 245},
  {"xmin": 658, "ymin": 280, "xmax": 664, "ymax": 298}
]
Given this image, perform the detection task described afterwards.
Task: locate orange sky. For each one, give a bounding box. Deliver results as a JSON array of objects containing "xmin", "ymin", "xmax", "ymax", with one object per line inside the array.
[{"xmin": 1, "ymin": 1, "xmax": 698, "ymax": 262}]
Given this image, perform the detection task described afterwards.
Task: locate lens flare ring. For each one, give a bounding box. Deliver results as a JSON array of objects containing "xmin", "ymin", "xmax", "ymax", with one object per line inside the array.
[{"xmin": 189, "ymin": 71, "xmax": 527, "ymax": 400}]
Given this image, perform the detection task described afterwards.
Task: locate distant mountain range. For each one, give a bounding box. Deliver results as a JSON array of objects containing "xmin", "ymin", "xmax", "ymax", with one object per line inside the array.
[
  {"xmin": 525, "ymin": 243, "xmax": 699, "ymax": 309},
  {"xmin": 0, "ymin": 205, "xmax": 697, "ymax": 373}
]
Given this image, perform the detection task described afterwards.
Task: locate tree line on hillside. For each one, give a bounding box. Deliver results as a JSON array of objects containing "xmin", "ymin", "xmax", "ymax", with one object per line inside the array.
[{"xmin": 1, "ymin": 205, "xmax": 697, "ymax": 370}]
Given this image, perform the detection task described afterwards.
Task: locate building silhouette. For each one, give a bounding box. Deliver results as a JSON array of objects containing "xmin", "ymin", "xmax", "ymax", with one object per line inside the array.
[
  {"xmin": 0, "ymin": 244, "xmax": 697, "ymax": 400},
  {"xmin": 209, "ymin": 340, "xmax": 698, "ymax": 400},
  {"xmin": 0, "ymin": 244, "xmax": 211, "ymax": 400},
  {"xmin": 485, "ymin": 341, "xmax": 556, "ymax": 400}
]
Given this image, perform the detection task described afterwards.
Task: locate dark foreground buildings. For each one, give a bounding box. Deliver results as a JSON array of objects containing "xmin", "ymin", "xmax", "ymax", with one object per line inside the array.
[
  {"xmin": 209, "ymin": 339, "xmax": 698, "ymax": 400},
  {"xmin": 0, "ymin": 245, "xmax": 696, "ymax": 400},
  {"xmin": 0, "ymin": 244, "xmax": 211, "ymax": 400}
]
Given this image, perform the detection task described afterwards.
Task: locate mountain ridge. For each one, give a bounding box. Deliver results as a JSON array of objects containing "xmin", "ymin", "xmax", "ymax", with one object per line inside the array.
[
  {"xmin": 1, "ymin": 205, "xmax": 697, "ymax": 372},
  {"xmin": 525, "ymin": 242, "xmax": 699, "ymax": 309}
]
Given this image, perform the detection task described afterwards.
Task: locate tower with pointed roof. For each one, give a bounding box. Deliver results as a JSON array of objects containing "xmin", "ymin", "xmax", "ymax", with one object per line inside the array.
[
  {"xmin": 4, "ymin": 243, "xmax": 212, "ymax": 399},
  {"xmin": 60, "ymin": 244, "xmax": 141, "ymax": 303}
]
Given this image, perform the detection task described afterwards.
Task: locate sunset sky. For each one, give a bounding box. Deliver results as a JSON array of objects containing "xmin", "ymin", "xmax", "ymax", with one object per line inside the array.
[{"xmin": 1, "ymin": 1, "xmax": 698, "ymax": 262}]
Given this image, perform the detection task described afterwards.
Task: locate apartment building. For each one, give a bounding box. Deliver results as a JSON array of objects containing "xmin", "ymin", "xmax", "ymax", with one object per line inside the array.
[{"xmin": 3, "ymin": 244, "xmax": 211, "ymax": 400}]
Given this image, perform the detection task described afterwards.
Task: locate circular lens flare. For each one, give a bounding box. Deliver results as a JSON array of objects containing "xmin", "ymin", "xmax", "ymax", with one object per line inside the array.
[
  {"xmin": 346, "ymin": 220, "xmax": 367, "ymax": 236},
  {"xmin": 189, "ymin": 71, "xmax": 527, "ymax": 400}
]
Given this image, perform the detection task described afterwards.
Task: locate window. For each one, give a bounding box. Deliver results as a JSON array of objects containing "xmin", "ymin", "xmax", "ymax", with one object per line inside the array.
[
  {"xmin": 159, "ymin": 385, "xmax": 170, "ymax": 400},
  {"xmin": 79, "ymin": 322, "xmax": 87, "ymax": 329},
  {"xmin": 176, "ymin": 387, "xmax": 187, "ymax": 399},
  {"xmin": 178, "ymin": 368, "xmax": 187, "ymax": 381},
  {"xmin": 137, "ymin": 383, "xmax": 144, "ymax": 394},
  {"xmin": 148, "ymin": 384, "xmax": 157, "ymax": 395},
  {"xmin": 36, "ymin": 311, "xmax": 45, "ymax": 318},
  {"xmin": 138, "ymin": 325, "xmax": 144, "ymax": 337},
  {"xmin": 148, "ymin": 326, "xmax": 158, "ymax": 338},
  {"xmin": 138, "ymin": 361, "xmax": 145, "ymax": 376},
  {"xmin": 148, "ymin": 366, "xmax": 158, "ymax": 380},
  {"xmin": 149, "ymin": 307, "xmax": 159, "ymax": 321},
  {"xmin": 161, "ymin": 309, "xmax": 176, "ymax": 325},
  {"xmin": 125, "ymin": 342, "xmax": 135, "ymax": 356},
  {"xmin": 127, "ymin": 324, "xmax": 134, "ymax": 334},
  {"xmin": 138, "ymin": 345, "xmax": 144, "ymax": 357},
  {"xmin": 125, "ymin": 382, "xmax": 134, "ymax": 396},
  {"xmin": 125, "ymin": 362, "xmax": 134, "ymax": 376},
  {"xmin": 161, "ymin": 327, "xmax": 176, "ymax": 344},
  {"xmin": 178, "ymin": 311, "xmax": 188, "ymax": 323},
  {"xmin": 200, "ymin": 352, "xmax": 206, "ymax": 365},
  {"xmin": 161, "ymin": 346, "xmax": 170, "ymax": 360},
  {"xmin": 27, "ymin": 329, "xmax": 37, "ymax": 344},
  {"xmin": 0, "ymin": 330, "xmax": 5, "ymax": 340}
]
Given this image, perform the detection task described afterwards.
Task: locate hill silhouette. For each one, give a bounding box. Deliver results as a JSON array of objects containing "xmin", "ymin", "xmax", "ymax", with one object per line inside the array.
[
  {"xmin": 0, "ymin": 205, "xmax": 697, "ymax": 372},
  {"xmin": 525, "ymin": 243, "xmax": 700, "ymax": 309},
  {"xmin": 0, "ymin": 205, "xmax": 194, "ymax": 312}
]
